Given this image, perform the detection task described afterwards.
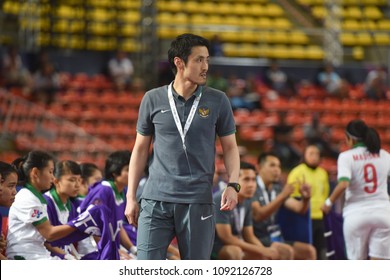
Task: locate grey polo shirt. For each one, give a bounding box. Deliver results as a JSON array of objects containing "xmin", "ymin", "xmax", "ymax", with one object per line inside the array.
[
  {"xmin": 137, "ymin": 84, "xmax": 236, "ymax": 204},
  {"xmin": 252, "ymin": 177, "xmax": 283, "ymax": 246},
  {"xmin": 212, "ymin": 190, "xmax": 253, "ymax": 254}
]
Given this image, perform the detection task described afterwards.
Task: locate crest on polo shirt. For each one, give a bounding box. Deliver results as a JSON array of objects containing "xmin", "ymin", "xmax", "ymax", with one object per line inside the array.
[{"xmin": 198, "ymin": 106, "xmax": 210, "ymax": 118}]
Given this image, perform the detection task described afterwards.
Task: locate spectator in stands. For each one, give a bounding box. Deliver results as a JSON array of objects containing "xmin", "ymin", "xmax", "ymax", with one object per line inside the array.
[
  {"xmin": 0, "ymin": 162, "xmax": 18, "ymax": 260},
  {"xmin": 303, "ymin": 112, "xmax": 339, "ymax": 159},
  {"xmin": 130, "ymin": 77, "xmax": 146, "ymax": 95},
  {"xmin": 317, "ymin": 62, "xmax": 349, "ymax": 99},
  {"xmin": 209, "ymin": 34, "xmax": 224, "ymax": 57},
  {"xmin": 32, "ymin": 62, "xmax": 61, "ymax": 106},
  {"xmin": 244, "ymin": 73, "xmax": 262, "ymax": 110},
  {"xmin": 252, "ymin": 152, "xmax": 316, "ymax": 260},
  {"xmin": 6, "ymin": 150, "xmax": 77, "ymax": 259},
  {"xmin": 207, "ymin": 70, "xmax": 228, "ymax": 92},
  {"xmin": 264, "ymin": 60, "xmax": 295, "ymax": 98},
  {"xmin": 226, "ymin": 74, "xmax": 247, "ymax": 110},
  {"xmin": 108, "ymin": 50, "xmax": 134, "ymax": 91},
  {"xmin": 364, "ymin": 64, "xmax": 388, "ymax": 100},
  {"xmin": 287, "ymin": 145, "xmax": 330, "ymax": 259},
  {"xmin": 43, "ymin": 160, "xmax": 82, "ymax": 260},
  {"xmin": 28, "ymin": 49, "xmax": 57, "ymax": 75},
  {"xmin": 227, "ymin": 74, "xmax": 259, "ymax": 111},
  {"xmin": 271, "ymin": 112, "xmax": 301, "ymax": 170},
  {"xmin": 212, "ymin": 161, "xmax": 278, "ymax": 260},
  {"xmin": 1, "ymin": 46, "xmax": 32, "ymax": 96}
]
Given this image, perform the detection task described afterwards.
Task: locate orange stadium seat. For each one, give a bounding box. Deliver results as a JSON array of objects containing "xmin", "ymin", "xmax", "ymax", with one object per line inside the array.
[
  {"xmin": 285, "ymin": 112, "xmax": 305, "ymax": 126},
  {"xmin": 331, "ymin": 127, "xmax": 346, "ymax": 142},
  {"xmin": 233, "ymin": 109, "xmax": 251, "ymax": 126},
  {"xmin": 321, "ymin": 113, "xmax": 342, "ymax": 127},
  {"xmin": 239, "ymin": 126, "xmax": 273, "ymax": 142}
]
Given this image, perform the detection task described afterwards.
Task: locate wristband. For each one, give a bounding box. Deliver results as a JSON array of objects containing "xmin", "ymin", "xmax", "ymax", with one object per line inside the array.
[
  {"xmin": 129, "ymin": 246, "xmax": 137, "ymax": 255},
  {"xmin": 325, "ymin": 198, "xmax": 332, "ymax": 207}
]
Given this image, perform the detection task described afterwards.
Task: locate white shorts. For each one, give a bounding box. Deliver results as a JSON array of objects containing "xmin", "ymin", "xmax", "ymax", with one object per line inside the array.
[{"xmin": 343, "ymin": 208, "xmax": 390, "ymax": 260}]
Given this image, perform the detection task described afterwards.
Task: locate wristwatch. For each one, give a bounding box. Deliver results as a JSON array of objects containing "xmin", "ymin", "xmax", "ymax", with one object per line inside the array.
[{"xmin": 227, "ymin": 182, "xmax": 241, "ymax": 193}]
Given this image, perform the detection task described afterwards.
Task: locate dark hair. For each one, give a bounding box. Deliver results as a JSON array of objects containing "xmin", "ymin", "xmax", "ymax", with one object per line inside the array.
[
  {"xmin": 13, "ymin": 150, "xmax": 55, "ymax": 185},
  {"xmin": 168, "ymin": 33, "xmax": 209, "ymax": 75},
  {"xmin": 346, "ymin": 119, "xmax": 380, "ymax": 154},
  {"xmin": 240, "ymin": 161, "xmax": 256, "ymax": 172},
  {"xmin": 303, "ymin": 144, "xmax": 322, "ymax": 158},
  {"xmin": 80, "ymin": 162, "xmax": 100, "ymax": 181},
  {"xmin": 257, "ymin": 151, "xmax": 279, "ymax": 165},
  {"xmin": 0, "ymin": 161, "xmax": 18, "ymax": 183},
  {"xmin": 104, "ymin": 150, "xmax": 131, "ymax": 181},
  {"xmin": 54, "ymin": 160, "xmax": 81, "ymax": 178}
]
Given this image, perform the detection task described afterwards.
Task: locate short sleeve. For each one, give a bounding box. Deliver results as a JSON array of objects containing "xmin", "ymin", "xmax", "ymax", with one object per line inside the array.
[
  {"xmin": 216, "ymin": 93, "xmax": 236, "ymax": 137},
  {"xmin": 337, "ymin": 152, "xmax": 352, "ymax": 181},
  {"xmin": 16, "ymin": 194, "xmax": 48, "ymax": 226},
  {"xmin": 253, "ymin": 186, "xmax": 265, "ymax": 206},
  {"xmin": 286, "ymin": 167, "xmax": 301, "ymax": 197},
  {"xmin": 386, "ymin": 150, "xmax": 390, "ymax": 177},
  {"xmin": 136, "ymin": 91, "xmax": 154, "ymax": 136},
  {"xmin": 243, "ymin": 201, "xmax": 252, "ymax": 227}
]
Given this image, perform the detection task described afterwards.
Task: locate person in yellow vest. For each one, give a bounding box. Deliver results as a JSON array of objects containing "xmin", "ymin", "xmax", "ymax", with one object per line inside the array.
[{"xmin": 287, "ymin": 144, "xmax": 330, "ymax": 259}]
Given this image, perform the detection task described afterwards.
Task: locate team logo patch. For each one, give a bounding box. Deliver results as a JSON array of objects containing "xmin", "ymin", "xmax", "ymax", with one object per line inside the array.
[
  {"xmin": 31, "ymin": 209, "xmax": 43, "ymax": 219},
  {"xmin": 198, "ymin": 106, "xmax": 210, "ymax": 118}
]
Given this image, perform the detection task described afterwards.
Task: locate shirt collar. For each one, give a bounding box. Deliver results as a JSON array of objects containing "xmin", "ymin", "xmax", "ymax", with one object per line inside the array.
[
  {"xmin": 353, "ymin": 143, "xmax": 366, "ymax": 148},
  {"xmin": 49, "ymin": 187, "xmax": 71, "ymax": 212},
  {"xmin": 107, "ymin": 180, "xmax": 125, "ymax": 201},
  {"xmin": 25, "ymin": 183, "xmax": 47, "ymax": 204},
  {"xmin": 171, "ymin": 83, "xmax": 202, "ymax": 100}
]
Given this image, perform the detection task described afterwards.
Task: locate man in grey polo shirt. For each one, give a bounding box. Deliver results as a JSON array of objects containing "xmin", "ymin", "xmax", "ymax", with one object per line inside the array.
[{"xmin": 125, "ymin": 33, "xmax": 240, "ymax": 260}]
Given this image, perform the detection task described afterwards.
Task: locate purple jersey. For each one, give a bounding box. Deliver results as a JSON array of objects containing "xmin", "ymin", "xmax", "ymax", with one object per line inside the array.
[
  {"xmin": 44, "ymin": 188, "xmax": 79, "ymax": 249},
  {"xmin": 323, "ymin": 211, "xmax": 347, "ymax": 260},
  {"xmin": 77, "ymin": 180, "xmax": 126, "ymax": 260},
  {"xmin": 44, "ymin": 189, "xmax": 78, "ymax": 226},
  {"xmin": 0, "ymin": 213, "xmax": 2, "ymax": 234}
]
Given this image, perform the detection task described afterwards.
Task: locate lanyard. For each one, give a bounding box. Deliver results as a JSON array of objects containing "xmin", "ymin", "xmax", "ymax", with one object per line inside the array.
[
  {"xmin": 168, "ymin": 82, "xmax": 202, "ymax": 151},
  {"xmin": 256, "ymin": 176, "xmax": 276, "ymax": 205},
  {"xmin": 256, "ymin": 176, "xmax": 276, "ymax": 223},
  {"xmin": 233, "ymin": 205, "xmax": 245, "ymax": 238}
]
